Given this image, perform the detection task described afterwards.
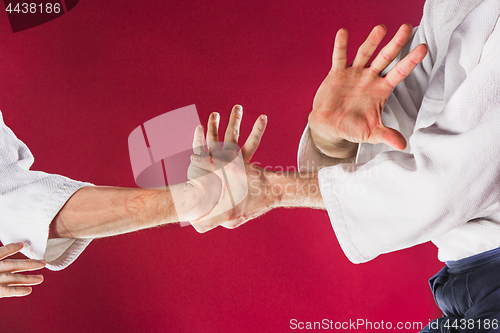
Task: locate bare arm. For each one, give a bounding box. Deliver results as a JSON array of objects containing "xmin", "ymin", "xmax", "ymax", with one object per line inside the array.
[
  {"xmin": 49, "ymin": 105, "xmax": 267, "ymax": 239},
  {"xmin": 269, "ymin": 169, "xmax": 325, "ymax": 209},
  {"xmin": 49, "ymin": 183, "xmax": 205, "ymax": 239},
  {"xmin": 189, "ymin": 158, "xmax": 326, "ymax": 231}
]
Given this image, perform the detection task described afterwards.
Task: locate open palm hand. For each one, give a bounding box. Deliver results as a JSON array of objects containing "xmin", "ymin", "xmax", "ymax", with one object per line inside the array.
[{"xmin": 309, "ymin": 24, "xmax": 428, "ymax": 158}]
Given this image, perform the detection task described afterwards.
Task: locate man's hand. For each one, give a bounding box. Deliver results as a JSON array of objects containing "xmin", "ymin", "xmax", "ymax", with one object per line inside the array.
[
  {"xmin": 188, "ymin": 105, "xmax": 269, "ymax": 233},
  {"xmin": 190, "ymin": 160, "xmax": 275, "ymax": 233},
  {"xmin": 189, "ymin": 105, "xmax": 331, "ymax": 231},
  {"xmin": 0, "ymin": 243, "xmax": 45, "ymax": 298},
  {"xmin": 309, "ymin": 24, "xmax": 428, "ymax": 158}
]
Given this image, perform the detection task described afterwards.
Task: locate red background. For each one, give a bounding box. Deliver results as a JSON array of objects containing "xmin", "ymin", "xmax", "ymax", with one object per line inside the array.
[{"xmin": 0, "ymin": 0, "xmax": 443, "ymax": 332}]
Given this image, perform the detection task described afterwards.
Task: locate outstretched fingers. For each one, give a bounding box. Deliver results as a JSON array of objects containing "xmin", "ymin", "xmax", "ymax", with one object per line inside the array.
[
  {"xmin": 224, "ymin": 105, "xmax": 243, "ymax": 147},
  {"xmin": 241, "ymin": 115, "xmax": 267, "ymax": 162},
  {"xmin": 331, "ymin": 28, "xmax": 348, "ymax": 71},
  {"xmin": 0, "ymin": 258, "xmax": 46, "ymax": 274},
  {"xmin": 0, "ymin": 264, "xmax": 45, "ymax": 298},
  {"xmin": 0, "ymin": 285, "xmax": 33, "ymax": 298},
  {"xmin": 0, "ymin": 243, "xmax": 46, "ymax": 298},
  {"xmin": 0, "ymin": 242, "xmax": 23, "ymax": 260},
  {"xmin": 192, "ymin": 125, "xmax": 206, "ymax": 155},
  {"xmin": 352, "ymin": 24, "xmax": 387, "ymax": 68},
  {"xmin": 370, "ymin": 23, "xmax": 414, "ymax": 74},
  {"xmin": 385, "ymin": 43, "xmax": 428, "ymax": 88},
  {"xmin": 206, "ymin": 112, "xmax": 220, "ymax": 154}
]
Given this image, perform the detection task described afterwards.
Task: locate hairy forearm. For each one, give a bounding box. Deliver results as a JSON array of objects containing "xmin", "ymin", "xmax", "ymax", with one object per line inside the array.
[
  {"xmin": 49, "ymin": 184, "xmax": 197, "ymax": 239},
  {"xmin": 266, "ymin": 169, "xmax": 326, "ymax": 210}
]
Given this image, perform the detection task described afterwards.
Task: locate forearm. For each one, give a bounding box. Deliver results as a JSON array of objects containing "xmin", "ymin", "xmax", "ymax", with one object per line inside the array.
[
  {"xmin": 49, "ymin": 184, "xmax": 198, "ymax": 239},
  {"xmin": 266, "ymin": 169, "xmax": 326, "ymax": 210}
]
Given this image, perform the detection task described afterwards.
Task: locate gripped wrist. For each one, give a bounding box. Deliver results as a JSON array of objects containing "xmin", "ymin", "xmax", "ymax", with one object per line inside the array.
[
  {"xmin": 308, "ymin": 126, "xmax": 358, "ymax": 159},
  {"xmin": 161, "ymin": 182, "xmax": 210, "ymax": 222},
  {"xmin": 262, "ymin": 168, "xmax": 282, "ymax": 209}
]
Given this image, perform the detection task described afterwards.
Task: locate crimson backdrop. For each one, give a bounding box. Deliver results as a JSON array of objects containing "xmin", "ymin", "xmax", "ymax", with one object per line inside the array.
[{"xmin": 0, "ymin": 0, "xmax": 443, "ymax": 332}]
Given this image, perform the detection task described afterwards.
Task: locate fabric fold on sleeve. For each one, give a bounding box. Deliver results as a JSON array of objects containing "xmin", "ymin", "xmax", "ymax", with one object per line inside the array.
[
  {"xmin": 297, "ymin": 0, "xmax": 500, "ymax": 263},
  {"xmin": 318, "ymin": 56, "xmax": 500, "ymax": 263},
  {"xmin": 0, "ymin": 112, "xmax": 93, "ymax": 271}
]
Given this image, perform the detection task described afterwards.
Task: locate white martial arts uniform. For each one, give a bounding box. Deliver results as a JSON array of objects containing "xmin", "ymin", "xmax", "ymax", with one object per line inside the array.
[
  {"xmin": 0, "ymin": 112, "xmax": 92, "ymax": 271},
  {"xmin": 298, "ymin": 0, "xmax": 500, "ymax": 264}
]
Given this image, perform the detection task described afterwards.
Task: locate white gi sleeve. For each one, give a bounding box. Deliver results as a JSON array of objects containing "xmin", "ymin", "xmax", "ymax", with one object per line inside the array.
[
  {"xmin": 0, "ymin": 112, "xmax": 93, "ymax": 271},
  {"xmin": 298, "ymin": 0, "xmax": 500, "ymax": 263}
]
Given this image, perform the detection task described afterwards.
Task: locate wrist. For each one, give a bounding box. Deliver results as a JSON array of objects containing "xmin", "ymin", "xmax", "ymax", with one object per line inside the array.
[
  {"xmin": 162, "ymin": 182, "xmax": 217, "ymax": 222},
  {"xmin": 308, "ymin": 114, "xmax": 358, "ymax": 159}
]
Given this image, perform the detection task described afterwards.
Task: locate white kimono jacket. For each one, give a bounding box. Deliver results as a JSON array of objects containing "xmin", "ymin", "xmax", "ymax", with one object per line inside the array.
[
  {"xmin": 0, "ymin": 112, "xmax": 92, "ymax": 271},
  {"xmin": 298, "ymin": 0, "xmax": 500, "ymax": 263}
]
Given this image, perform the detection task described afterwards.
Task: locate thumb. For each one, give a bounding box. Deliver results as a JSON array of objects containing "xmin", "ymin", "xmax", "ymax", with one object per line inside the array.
[{"xmin": 370, "ymin": 126, "xmax": 407, "ymax": 150}]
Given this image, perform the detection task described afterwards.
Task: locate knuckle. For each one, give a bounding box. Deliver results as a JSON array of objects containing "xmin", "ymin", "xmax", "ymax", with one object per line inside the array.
[
  {"xmin": 383, "ymin": 79, "xmax": 395, "ymax": 90},
  {"xmin": 381, "ymin": 52, "xmax": 392, "ymax": 61},
  {"xmin": 394, "ymin": 38, "xmax": 406, "ymax": 47},
  {"xmin": 13, "ymin": 286, "xmax": 30, "ymax": 293},
  {"xmin": 328, "ymin": 68, "xmax": 345, "ymax": 76},
  {"xmin": 407, "ymin": 56, "xmax": 419, "ymax": 66},
  {"xmin": 359, "ymin": 50, "xmax": 371, "ymax": 58},
  {"xmin": 25, "ymin": 259, "xmax": 36, "ymax": 265},
  {"xmin": 194, "ymin": 226, "xmax": 207, "ymax": 234},
  {"xmin": 0, "ymin": 259, "xmax": 12, "ymax": 266},
  {"xmin": 205, "ymin": 225, "xmax": 217, "ymax": 232},
  {"xmin": 397, "ymin": 68, "xmax": 408, "ymax": 77},
  {"xmin": 369, "ymin": 66, "xmax": 380, "ymax": 74}
]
